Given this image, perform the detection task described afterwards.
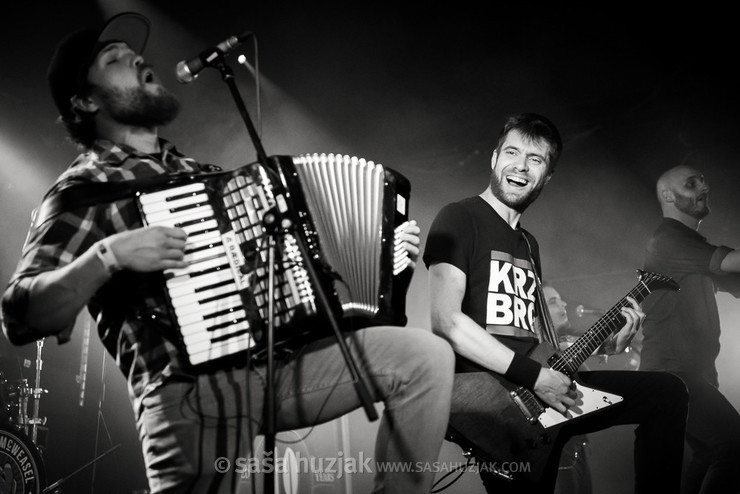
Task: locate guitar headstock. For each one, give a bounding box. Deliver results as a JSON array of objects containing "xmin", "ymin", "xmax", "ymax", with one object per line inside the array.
[{"xmin": 636, "ymin": 269, "xmax": 680, "ymax": 293}]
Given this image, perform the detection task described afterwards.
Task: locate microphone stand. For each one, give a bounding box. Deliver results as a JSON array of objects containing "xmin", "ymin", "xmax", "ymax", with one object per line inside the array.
[
  {"xmin": 211, "ymin": 54, "xmax": 270, "ymax": 173},
  {"xmin": 42, "ymin": 444, "xmax": 121, "ymax": 494},
  {"xmin": 209, "ymin": 55, "xmax": 378, "ymax": 492}
]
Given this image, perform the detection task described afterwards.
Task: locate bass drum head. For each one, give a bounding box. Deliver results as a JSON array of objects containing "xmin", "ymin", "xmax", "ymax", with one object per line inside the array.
[{"xmin": 0, "ymin": 423, "xmax": 46, "ymax": 494}]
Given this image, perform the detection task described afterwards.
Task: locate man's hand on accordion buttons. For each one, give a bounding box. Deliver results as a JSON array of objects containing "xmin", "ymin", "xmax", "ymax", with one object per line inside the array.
[
  {"xmin": 107, "ymin": 226, "xmax": 189, "ymax": 272},
  {"xmin": 399, "ymin": 219, "xmax": 420, "ymax": 270}
]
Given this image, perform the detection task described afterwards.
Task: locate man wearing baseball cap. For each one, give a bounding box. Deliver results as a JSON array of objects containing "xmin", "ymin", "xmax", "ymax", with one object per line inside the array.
[
  {"xmin": 2, "ymin": 12, "xmax": 454, "ymax": 494},
  {"xmin": 46, "ymin": 12, "xmax": 182, "ymax": 152}
]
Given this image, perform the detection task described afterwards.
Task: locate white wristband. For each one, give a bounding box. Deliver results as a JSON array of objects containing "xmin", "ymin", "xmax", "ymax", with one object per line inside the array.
[{"xmin": 95, "ymin": 238, "xmax": 121, "ymax": 273}]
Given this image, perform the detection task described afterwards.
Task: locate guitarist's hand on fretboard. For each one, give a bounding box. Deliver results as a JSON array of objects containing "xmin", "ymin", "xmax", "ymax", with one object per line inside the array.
[
  {"xmin": 533, "ymin": 367, "xmax": 577, "ymax": 413},
  {"xmin": 612, "ymin": 295, "xmax": 645, "ymax": 354}
]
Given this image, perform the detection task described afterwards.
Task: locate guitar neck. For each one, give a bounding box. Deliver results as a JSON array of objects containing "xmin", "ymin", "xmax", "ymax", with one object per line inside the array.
[{"xmin": 553, "ymin": 281, "xmax": 653, "ymax": 374}]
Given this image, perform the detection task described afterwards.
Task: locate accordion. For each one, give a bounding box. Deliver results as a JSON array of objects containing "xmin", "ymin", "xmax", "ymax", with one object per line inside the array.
[{"xmin": 136, "ymin": 154, "xmax": 412, "ymax": 369}]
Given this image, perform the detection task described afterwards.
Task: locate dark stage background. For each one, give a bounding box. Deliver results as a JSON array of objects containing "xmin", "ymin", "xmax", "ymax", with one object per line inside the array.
[{"xmin": 1, "ymin": 2, "xmax": 739, "ymax": 493}]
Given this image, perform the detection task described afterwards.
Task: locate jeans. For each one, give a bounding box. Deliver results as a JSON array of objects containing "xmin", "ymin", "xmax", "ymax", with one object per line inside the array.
[{"xmin": 136, "ymin": 326, "xmax": 454, "ymax": 493}]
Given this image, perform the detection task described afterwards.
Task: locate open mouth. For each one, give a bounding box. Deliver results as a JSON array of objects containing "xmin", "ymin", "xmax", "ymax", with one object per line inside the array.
[
  {"xmin": 141, "ymin": 68, "xmax": 157, "ymax": 84},
  {"xmin": 506, "ymin": 175, "xmax": 529, "ymax": 187}
]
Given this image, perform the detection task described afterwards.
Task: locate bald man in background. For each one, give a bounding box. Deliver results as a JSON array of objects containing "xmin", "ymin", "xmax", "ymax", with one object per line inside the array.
[{"xmin": 640, "ymin": 164, "xmax": 740, "ymax": 493}]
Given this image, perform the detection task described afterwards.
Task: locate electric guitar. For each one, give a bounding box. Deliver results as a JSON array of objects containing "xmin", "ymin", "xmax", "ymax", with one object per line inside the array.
[{"xmin": 446, "ymin": 269, "xmax": 679, "ymax": 482}]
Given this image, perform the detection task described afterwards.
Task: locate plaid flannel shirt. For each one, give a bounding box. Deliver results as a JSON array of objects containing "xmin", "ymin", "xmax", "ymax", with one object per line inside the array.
[{"xmin": 2, "ymin": 138, "xmax": 219, "ymax": 416}]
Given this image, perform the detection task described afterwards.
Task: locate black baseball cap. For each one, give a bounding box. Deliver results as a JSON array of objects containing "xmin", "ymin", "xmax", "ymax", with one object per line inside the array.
[{"xmin": 47, "ymin": 12, "xmax": 151, "ymax": 119}]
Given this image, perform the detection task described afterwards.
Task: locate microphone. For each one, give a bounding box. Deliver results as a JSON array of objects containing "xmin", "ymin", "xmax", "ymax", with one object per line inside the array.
[
  {"xmin": 176, "ymin": 31, "xmax": 252, "ymax": 84},
  {"xmin": 575, "ymin": 304, "xmax": 606, "ymax": 317}
]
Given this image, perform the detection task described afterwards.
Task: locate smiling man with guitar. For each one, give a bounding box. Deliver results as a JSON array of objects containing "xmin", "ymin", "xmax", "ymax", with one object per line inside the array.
[{"xmin": 423, "ymin": 113, "xmax": 689, "ymax": 493}]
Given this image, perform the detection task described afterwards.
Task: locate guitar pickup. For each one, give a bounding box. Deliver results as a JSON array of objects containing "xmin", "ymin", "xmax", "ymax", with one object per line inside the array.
[{"xmin": 510, "ymin": 388, "xmax": 544, "ymax": 424}]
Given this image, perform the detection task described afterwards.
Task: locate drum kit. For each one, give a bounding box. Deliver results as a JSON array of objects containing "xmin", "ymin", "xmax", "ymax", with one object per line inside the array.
[{"xmin": 0, "ymin": 339, "xmax": 48, "ymax": 494}]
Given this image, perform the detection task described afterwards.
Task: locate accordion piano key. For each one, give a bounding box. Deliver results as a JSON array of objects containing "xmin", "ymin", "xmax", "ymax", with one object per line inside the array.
[
  {"xmin": 166, "ymin": 269, "xmax": 233, "ymax": 298},
  {"xmin": 172, "ymin": 294, "xmax": 243, "ymax": 321},
  {"xmin": 181, "ymin": 314, "xmax": 250, "ymax": 343},
  {"xmin": 187, "ymin": 334, "xmax": 255, "ymax": 365}
]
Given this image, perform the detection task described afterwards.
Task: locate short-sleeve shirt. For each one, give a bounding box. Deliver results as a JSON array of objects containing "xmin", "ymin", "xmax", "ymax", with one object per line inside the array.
[
  {"xmin": 423, "ymin": 196, "xmax": 542, "ymax": 370},
  {"xmin": 640, "ymin": 218, "xmax": 739, "ymax": 385}
]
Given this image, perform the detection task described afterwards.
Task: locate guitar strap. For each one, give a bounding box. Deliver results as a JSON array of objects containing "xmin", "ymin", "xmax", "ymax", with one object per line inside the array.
[{"xmin": 520, "ymin": 230, "xmax": 559, "ymax": 347}]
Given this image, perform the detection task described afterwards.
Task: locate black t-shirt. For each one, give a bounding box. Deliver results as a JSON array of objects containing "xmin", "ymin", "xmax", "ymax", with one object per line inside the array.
[
  {"xmin": 423, "ymin": 196, "xmax": 543, "ymax": 370},
  {"xmin": 641, "ymin": 218, "xmax": 740, "ymax": 385}
]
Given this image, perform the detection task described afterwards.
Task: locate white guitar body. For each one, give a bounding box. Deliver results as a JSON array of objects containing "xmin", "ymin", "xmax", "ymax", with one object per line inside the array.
[{"xmin": 538, "ymin": 381, "xmax": 623, "ymax": 428}]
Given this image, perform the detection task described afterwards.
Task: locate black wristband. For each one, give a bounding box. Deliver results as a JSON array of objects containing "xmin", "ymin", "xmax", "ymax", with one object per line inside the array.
[{"xmin": 504, "ymin": 353, "xmax": 542, "ymax": 389}]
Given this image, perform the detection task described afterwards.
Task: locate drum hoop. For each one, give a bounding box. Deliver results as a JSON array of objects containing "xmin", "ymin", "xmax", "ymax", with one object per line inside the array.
[{"xmin": 0, "ymin": 423, "xmax": 46, "ymax": 494}]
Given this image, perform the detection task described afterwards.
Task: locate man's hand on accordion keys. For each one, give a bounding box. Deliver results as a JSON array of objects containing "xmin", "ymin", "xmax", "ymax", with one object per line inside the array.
[
  {"xmin": 100, "ymin": 226, "xmax": 189, "ymax": 274},
  {"xmin": 393, "ymin": 220, "xmax": 420, "ymax": 275}
]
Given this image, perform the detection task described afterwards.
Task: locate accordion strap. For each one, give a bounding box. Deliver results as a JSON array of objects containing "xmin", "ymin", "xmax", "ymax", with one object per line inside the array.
[{"xmin": 32, "ymin": 173, "xmax": 190, "ymax": 228}]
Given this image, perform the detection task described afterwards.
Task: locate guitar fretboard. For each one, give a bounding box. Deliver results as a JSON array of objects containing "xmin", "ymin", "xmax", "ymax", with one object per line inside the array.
[{"xmin": 548, "ymin": 272, "xmax": 675, "ymax": 376}]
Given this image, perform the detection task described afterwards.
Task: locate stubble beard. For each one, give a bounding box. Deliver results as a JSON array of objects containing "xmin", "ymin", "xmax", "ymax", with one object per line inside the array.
[
  {"xmin": 674, "ymin": 191, "xmax": 710, "ymax": 220},
  {"xmin": 489, "ymin": 172, "xmax": 544, "ymax": 214}
]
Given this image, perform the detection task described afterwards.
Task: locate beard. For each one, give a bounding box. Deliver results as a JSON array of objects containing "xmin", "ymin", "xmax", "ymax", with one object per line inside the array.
[
  {"xmin": 673, "ymin": 191, "xmax": 710, "ymax": 219},
  {"xmin": 92, "ymin": 81, "xmax": 181, "ymax": 128},
  {"xmin": 489, "ymin": 172, "xmax": 545, "ymax": 213}
]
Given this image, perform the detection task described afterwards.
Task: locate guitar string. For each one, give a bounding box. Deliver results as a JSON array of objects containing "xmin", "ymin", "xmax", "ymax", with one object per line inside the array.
[
  {"xmin": 558, "ymin": 280, "xmax": 654, "ymax": 370},
  {"xmin": 568, "ymin": 284, "xmax": 648, "ymax": 353},
  {"xmin": 562, "ymin": 286, "xmax": 643, "ymax": 361}
]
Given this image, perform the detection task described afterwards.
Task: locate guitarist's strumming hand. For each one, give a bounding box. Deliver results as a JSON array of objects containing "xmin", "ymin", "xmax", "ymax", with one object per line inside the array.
[{"xmin": 533, "ymin": 368, "xmax": 577, "ymax": 413}]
